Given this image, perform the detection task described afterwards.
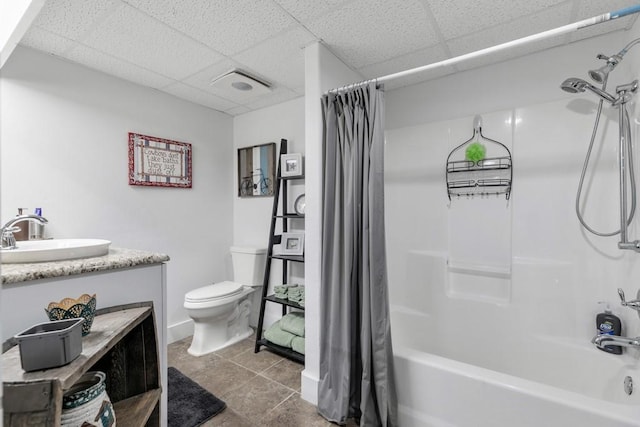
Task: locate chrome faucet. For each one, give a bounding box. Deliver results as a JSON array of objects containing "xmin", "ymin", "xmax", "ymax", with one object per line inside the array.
[
  {"xmin": 1, "ymin": 214, "xmax": 48, "ymax": 250},
  {"xmin": 592, "ymin": 334, "xmax": 640, "ymax": 349},
  {"xmin": 618, "ymin": 288, "xmax": 640, "ymax": 312}
]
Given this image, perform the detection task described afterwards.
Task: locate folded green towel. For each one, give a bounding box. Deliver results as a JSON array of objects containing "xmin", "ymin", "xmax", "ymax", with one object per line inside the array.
[
  {"xmin": 274, "ymin": 284, "xmax": 298, "ymax": 295},
  {"xmin": 274, "ymin": 292, "xmax": 288, "ymax": 299},
  {"xmin": 288, "ymin": 293, "xmax": 304, "ymax": 303},
  {"xmin": 291, "ymin": 336, "xmax": 305, "ymax": 355},
  {"xmin": 280, "ymin": 312, "xmax": 305, "ymax": 337},
  {"xmin": 288, "ymin": 286, "xmax": 305, "ymax": 304},
  {"xmin": 264, "ymin": 320, "xmax": 295, "ymax": 348},
  {"xmin": 287, "ymin": 286, "xmax": 304, "ymax": 295}
]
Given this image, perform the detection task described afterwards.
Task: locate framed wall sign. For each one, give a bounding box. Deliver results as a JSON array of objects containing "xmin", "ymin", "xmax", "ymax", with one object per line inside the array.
[
  {"xmin": 238, "ymin": 142, "xmax": 276, "ymax": 197},
  {"xmin": 128, "ymin": 133, "xmax": 192, "ymax": 188}
]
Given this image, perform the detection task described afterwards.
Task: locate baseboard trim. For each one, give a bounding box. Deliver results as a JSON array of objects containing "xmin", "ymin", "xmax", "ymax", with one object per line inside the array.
[
  {"xmin": 301, "ymin": 370, "xmax": 319, "ymax": 405},
  {"xmin": 167, "ymin": 318, "xmax": 193, "ymax": 344}
]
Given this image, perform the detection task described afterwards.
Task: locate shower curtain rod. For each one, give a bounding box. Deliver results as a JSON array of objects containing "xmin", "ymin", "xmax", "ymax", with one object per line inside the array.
[{"xmin": 327, "ymin": 5, "xmax": 640, "ymax": 93}]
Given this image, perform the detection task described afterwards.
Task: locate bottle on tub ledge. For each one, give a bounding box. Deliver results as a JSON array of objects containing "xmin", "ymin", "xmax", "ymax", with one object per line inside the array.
[
  {"xmin": 12, "ymin": 208, "xmax": 29, "ymax": 241},
  {"xmin": 596, "ymin": 302, "xmax": 623, "ymax": 355},
  {"xmin": 29, "ymin": 207, "xmax": 45, "ymax": 240}
]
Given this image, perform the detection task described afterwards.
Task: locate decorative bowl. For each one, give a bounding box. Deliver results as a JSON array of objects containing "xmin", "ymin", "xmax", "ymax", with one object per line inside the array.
[
  {"xmin": 61, "ymin": 371, "xmax": 116, "ymax": 426},
  {"xmin": 45, "ymin": 294, "xmax": 97, "ymax": 336}
]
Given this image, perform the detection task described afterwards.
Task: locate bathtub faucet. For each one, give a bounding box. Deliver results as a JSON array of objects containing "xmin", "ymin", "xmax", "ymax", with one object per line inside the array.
[
  {"xmin": 592, "ymin": 334, "xmax": 640, "ymax": 349},
  {"xmin": 618, "ymin": 288, "xmax": 640, "ymax": 312}
]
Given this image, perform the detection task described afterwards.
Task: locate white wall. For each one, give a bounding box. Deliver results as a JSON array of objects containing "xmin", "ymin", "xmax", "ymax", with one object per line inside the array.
[
  {"xmin": 233, "ymin": 97, "xmax": 305, "ymax": 246},
  {"xmin": 0, "ymin": 47, "xmax": 234, "ymax": 342},
  {"xmin": 0, "ymin": 0, "xmax": 44, "ymax": 68},
  {"xmin": 384, "ymin": 26, "xmax": 640, "ymax": 369},
  {"xmin": 302, "ymin": 41, "xmax": 362, "ymax": 404},
  {"xmin": 233, "ymin": 96, "xmax": 305, "ymax": 328}
]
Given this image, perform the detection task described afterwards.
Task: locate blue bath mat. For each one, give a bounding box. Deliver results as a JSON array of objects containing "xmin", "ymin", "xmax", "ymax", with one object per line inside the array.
[{"xmin": 167, "ymin": 367, "xmax": 226, "ymax": 427}]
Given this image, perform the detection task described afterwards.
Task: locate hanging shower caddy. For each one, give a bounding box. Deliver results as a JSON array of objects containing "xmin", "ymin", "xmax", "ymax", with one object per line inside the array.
[{"xmin": 446, "ymin": 115, "xmax": 512, "ymax": 200}]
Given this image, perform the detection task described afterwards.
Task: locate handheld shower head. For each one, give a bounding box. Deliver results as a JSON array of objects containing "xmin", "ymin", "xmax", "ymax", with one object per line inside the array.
[
  {"xmin": 561, "ymin": 77, "xmax": 588, "ymax": 93},
  {"xmin": 560, "ymin": 77, "xmax": 616, "ymax": 103}
]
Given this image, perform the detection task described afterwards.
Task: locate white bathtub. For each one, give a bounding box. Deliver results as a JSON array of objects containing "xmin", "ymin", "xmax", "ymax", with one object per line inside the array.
[{"xmin": 392, "ymin": 306, "xmax": 640, "ymax": 427}]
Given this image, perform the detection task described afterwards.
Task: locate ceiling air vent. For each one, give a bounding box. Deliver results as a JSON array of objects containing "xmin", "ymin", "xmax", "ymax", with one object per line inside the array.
[{"xmin": 209, "ymin": 69, "xmax": 272, "ymax": 97}]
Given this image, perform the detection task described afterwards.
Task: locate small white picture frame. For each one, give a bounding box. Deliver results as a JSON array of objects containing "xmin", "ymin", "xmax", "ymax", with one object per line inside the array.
[
  {"xmin": 281, "ymin": 232, "xmax": 305, "ymax": 255},
  {"xmin": 281, "ymin": 153, "xmax": 303, "ymax": 177}
]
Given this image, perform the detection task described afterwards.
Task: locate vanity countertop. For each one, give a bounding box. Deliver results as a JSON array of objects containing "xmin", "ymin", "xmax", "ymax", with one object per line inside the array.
[{"xmin": 1, "ymin": 247, "xmax": 170, "ymax": 285}]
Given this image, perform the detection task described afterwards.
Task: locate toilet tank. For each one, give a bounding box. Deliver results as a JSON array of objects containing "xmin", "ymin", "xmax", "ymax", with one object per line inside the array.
[{"xmin": 230, "ymin": 246, "xmax": 267, "ymax": 286}]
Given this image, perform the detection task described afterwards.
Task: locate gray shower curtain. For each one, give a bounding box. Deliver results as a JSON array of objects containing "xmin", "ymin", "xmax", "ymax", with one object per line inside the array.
[{"xmin": 318, "ymin": 82, "xmax": 397, "ymax": 427}]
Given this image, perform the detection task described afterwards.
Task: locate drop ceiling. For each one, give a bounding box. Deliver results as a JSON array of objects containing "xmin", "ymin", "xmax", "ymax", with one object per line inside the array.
[{"xmin": 18, "ymin": 0, "xmax": 640, "ymax": 116}]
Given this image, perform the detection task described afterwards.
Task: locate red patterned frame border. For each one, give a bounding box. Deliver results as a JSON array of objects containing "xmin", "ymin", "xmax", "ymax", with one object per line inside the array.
[{"xmin": 128, "ymin": 132, "xmax": 192, "ymax": 188}]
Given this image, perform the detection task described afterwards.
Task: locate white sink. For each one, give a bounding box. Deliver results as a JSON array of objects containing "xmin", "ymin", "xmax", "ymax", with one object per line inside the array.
[{"xmin": 1, "ymin": 239, "xmax": 111, "ymax": 263}]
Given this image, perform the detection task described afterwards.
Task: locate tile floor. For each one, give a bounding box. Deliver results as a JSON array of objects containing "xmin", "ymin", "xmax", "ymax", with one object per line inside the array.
[{"xmin": 168, "ymin": 333, "xmax": 355, "ymax": 426}]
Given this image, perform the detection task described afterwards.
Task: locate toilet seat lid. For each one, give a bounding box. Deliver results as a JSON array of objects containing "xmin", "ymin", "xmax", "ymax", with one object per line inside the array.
[{"xmin": 185, "ymin": 281, "xmax": 244, "ymax": 303}]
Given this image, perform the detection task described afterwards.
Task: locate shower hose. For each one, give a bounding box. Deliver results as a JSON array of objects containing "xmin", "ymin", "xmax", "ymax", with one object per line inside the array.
[{"xmin": 576, "ymin": 76, "xmax": 637, "ymax": 236}]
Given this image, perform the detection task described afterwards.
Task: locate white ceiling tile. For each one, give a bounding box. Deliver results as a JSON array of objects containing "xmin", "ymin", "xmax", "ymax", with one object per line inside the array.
[
  {"xmin": 63, "ymin": 43, "xmax": 174, "ymax": 88},
  {"xmin": 82, "ymin": 4, "xmax": 223, "ymax": 80},
  {"xmin": 357, "ymin": 44, "xmax": 450, "ymax": 81},
  {"xmin": 243, "ymin": 87, "xmax": 300, "ymax": 110},
  {"xmin": 123, "ymin": 0, "xmax": 297, "ymax": 55},
  {"xmin": 425, "ymin": 0, "xmax": 566, "ymax": 40},
  {"xmin": 306, "ymin": 0, "xmax": 439, "ymax": 68},
  {"xmin": 447, "ymin": 3, "xmax": 573, "ymax": 57},
  {"xmin": 233, "ymin": 26, "xmax": 317, "ymax": 90},
  {"xmin": 574, "ymin": 0, "xmax": 640, "ymax": 19},
  {"xmin": 225, "ymin": 105, "xmax": 252, "ymax": 116},
  {"xmin": 31, "ymin": 0, "xmax": 117, "ymax": 41},
  {"xmin": 20, "ymin": 27, "xmax": 75, "ymax": 56},
  {"xmin": 161, "ymin": 83, "xmax": 242, "ymax": 111},
  {"xmin": 273, "ymin": 0, "xmax": 356, "ymax": 22},
  {"xmin": 16, "ymin": 0, "xmax": 640, "ymax": 114}
]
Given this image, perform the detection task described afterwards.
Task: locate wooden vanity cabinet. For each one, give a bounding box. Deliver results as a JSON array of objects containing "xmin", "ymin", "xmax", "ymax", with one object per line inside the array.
[{"xmin": 3, "ymin": 302, "xmax": 161, "ymax": 426}]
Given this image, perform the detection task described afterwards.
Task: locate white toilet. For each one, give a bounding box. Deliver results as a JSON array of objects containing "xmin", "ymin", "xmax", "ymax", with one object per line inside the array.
[{"xmin": 184, "ymin": 246, "xmax": 266, "ymax": 356}]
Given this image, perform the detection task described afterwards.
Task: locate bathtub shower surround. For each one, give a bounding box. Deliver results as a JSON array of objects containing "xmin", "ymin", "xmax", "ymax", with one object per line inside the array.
[
  {"xmin": 319, "ymin": 82, "xmax": 397, "ymax": 426},
  {"xmin": 385, "ymin": 94, "xmax": 640, "ymax": 424}
]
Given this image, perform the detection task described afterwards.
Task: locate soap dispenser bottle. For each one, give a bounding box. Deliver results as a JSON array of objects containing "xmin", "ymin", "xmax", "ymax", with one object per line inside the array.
[
  {"xmin": 29, "ymin": 208, "xmax": 44, "ymax": 240},
  {"xmin": 596, "ymin": 302, "xmax": 623, "ymax": 355}
]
